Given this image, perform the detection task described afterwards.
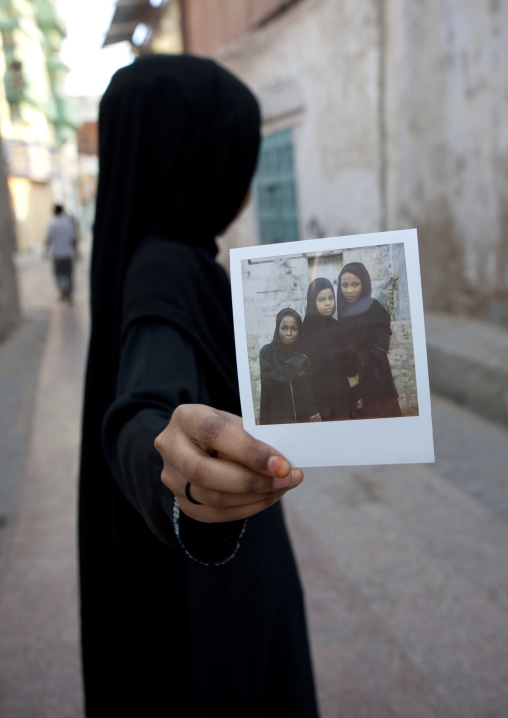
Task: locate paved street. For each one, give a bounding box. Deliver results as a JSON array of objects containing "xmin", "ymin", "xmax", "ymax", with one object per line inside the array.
[
  {"xmin": 286, "ymin": 406, "xmax": 508, "ymax": 717},
  {"xmin": 1, "ymin": 248, "xmax": 508, "ymax": 717},
  {"xmin": 0, "ymin": 249, "xmax": 88, "ymax": 717}
]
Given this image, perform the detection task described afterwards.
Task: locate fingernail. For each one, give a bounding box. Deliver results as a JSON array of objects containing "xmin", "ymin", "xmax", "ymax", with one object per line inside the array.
[
  {"xmin": 291, "ymin": 468, "xmax": 304, "ymax": 486},
  {"xmin": 267, "ymin": 455, "xmax": 291, "ymax": 478},
  {"xmin": 271, "ymin": 468, "xmax": 303, "ymax": 491}
]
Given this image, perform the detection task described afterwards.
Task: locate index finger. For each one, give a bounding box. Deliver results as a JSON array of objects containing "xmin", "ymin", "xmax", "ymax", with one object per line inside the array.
[{"xmin": 174, "ymin": 404, "xmax": 293, "ymax": 479}]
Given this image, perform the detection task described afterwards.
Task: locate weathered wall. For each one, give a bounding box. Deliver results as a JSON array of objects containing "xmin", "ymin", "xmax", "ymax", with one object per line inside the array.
[
  {"xmin": 216, "ymin": 0, "xmax": 383, "ymax": 268},
  {"xmin": 182, "ymin": 0, "xmax": 299, "ymax": 55},
  {"xmin": 215, "ymin": 0, "xmax": 508, "ymax": 326},
  {"xmin": 383, "ymin": 0, "xmax": 508, "ymax": 320},
  {"xmin": 241, "ymin": 243, "xmax": 417, "ymax": 421}
]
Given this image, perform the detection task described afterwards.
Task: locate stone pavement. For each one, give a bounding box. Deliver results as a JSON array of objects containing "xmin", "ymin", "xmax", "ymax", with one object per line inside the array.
[
  {"xmin": 0, "ymin": 249, "xmax": 88, "ymax": 717},
  {"xmin": 285, "ymin": 402, "xmax": 508, "ymax": 717},
  {"xmin": 1, "ymin": 247, "xmax": 508, "ymax": 717}
]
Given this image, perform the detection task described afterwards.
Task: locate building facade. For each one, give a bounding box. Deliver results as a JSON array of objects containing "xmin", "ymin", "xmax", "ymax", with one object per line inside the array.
[
  {"xmin": 181, "ymin": 0, "xmax": 508, "ymax": 327},
  {"xmin": 104, "ymin": 0, "xmax": 508, "ymax": 327},
  {"xmin": 0, "ymin": 0, "xmax": 78, "ymax": 250}
]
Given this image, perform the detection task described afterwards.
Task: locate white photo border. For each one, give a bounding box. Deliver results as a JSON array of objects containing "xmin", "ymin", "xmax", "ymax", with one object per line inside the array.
[{"xmin": 230, "ymin": 229, "xmax": 435, "ymax": 468}]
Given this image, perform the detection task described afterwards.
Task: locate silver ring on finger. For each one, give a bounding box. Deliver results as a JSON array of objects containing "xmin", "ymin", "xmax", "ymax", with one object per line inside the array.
[{"xmin": 185, "ymin": 481, "xmax": 202, "ymax": 506}]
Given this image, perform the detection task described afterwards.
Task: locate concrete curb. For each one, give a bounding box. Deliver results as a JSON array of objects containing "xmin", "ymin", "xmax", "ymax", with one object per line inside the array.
[
  {"xmin": 425, "ymin": 312, "xmax": 508, "ymax": 428},
  {"xmin": 0, "ymin": 311, "xmax": 50, "ymax": 591}
]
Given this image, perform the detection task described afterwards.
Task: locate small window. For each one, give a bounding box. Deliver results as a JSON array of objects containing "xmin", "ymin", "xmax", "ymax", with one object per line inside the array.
[{"xmin": 254, "ymin": 128, "xmax": 300, "ymax": 244}]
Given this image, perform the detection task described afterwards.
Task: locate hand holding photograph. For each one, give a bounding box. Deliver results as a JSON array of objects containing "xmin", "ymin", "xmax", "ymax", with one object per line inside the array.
[{"xmin": 230, "ymin": 229, "xmax": 434, "ymax": 467}]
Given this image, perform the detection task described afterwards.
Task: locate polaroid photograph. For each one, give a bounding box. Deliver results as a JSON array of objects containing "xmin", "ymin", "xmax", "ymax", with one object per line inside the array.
[{"xmin": 230, "ymin": 228, "xmax": 435, "ymax": 468}]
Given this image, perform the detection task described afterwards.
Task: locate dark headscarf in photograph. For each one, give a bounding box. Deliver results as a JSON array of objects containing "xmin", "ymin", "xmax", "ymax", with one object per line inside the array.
[
  {"xmin": 300, "ymin": 277, "xmax": 337, "ymax": 348},
  {"xmin": 270, "ymin": 308, "xmax": 303, "ymax": 361},
  {"xmin": 337, "ymin": 262, "xmax": 374, "ymax": 317},
  {"xmin": 304, "ymin": 277, "xmax": 336, "ymax": 319}
]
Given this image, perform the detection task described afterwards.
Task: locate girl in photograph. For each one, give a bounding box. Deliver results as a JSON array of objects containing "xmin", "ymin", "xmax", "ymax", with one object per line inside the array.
[
  {"xmin": 79, "ymin": 56, "xmax": 319, "ymax": 717},
  {"xmin": 337, "ymin": 262, "xmax": 402, "ymax": 419},
  {"xmin": 259, "ymin": 308, "xmax": 321, "ymax": 424},
  {"xmin": 300, "ymin": 278, "xmax": 350, "ymax": 421}
]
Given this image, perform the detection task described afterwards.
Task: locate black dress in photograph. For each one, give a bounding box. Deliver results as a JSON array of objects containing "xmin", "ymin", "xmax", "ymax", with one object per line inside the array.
[
  {"xmin": 259, "ymin": 308, "xmax": 321, "ymax": 424},
  {"xmin": 78, "ymin": 56, "xmax": 319, "ymax": 718},
  {"xmin": 300, "ymin": 278, "xmax": 350, "ymax": 421},
  {"xmin": 337, "ymin": 262, "xmax": 402, "ymax": 419}
]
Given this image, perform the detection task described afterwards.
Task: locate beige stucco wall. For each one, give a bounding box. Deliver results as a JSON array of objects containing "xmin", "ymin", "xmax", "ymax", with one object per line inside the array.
[
  {"xmin": 8, "ymin": 178, "xmax": 53, "ymax": 251},
  {"xmin": 217, "ymin": 0, "xmax": 382, "ymax": 270},
  {"xmin": 383, "ymin": 0, "xmax": 508, "ymax": 320}
]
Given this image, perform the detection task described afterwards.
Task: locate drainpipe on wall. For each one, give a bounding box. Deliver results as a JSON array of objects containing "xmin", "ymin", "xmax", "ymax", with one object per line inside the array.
[
  {"xmin": 0, "ymin": 132, "xmax": 20, "ymax": 341},
  {"xmin": 378, "ymin": 0, "xmax": 388, "ymax": 233}
]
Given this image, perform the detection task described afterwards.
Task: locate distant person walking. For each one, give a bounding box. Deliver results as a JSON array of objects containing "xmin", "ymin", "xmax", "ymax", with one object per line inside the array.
[{"xmin": 45, "ymin": 204, "xmax": 76, "ymax": 303}]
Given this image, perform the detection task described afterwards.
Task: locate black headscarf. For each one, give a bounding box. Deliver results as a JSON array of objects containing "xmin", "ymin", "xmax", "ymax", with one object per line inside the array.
[
  {"xmin": 337, "ymin": 262, "xmax": 374, "ymax": 317},
  {"xmin": 304, "ymin": 277, "xmax": 335, "ymax": 319},
  {"xmin": 81, "ymin": 53, "xmax": 261, "ymax": 485},
  {"xmin": 270, "ymin": 307, "xmax": 303, "ymax": 361},
  {"xmin": 90, "ymin": 53, "xmax": 260, "ymax": 366},
  {"xmin": 336, "ymin": 263, "xmax": 400, "ymax": 419},
  {"xmin": 300, "ymin": 277, "xmax": 337, "ymax": 349}
]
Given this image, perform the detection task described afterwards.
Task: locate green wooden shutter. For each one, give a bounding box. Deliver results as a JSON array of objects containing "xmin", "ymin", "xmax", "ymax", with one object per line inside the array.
[{"xmin": 255, "ymin": 128, "xmax": 300, "ymax": 244}]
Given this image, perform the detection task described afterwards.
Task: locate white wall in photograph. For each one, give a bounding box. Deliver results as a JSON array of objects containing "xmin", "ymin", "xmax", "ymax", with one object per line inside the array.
[{"xmin": 242, "ymin": 242, "xmax": 417, "ymax": 423}]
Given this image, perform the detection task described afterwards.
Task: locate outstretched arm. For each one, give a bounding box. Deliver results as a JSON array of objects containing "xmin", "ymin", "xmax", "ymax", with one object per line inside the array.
[{"xmin": 103, "ymin": 319, "xmax": 302, "ymax": 562}]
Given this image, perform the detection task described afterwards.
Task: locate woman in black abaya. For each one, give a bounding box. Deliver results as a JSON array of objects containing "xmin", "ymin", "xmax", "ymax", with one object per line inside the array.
[
  {"xmin": 259, "ymin": 308, "xmax": 321, "ymax": 425},
  {"xmin": 337, "ymin": 262, "xmax": 402, "ymax": 419},
  {"xmin": 79, "ymin": 55, "xmax": 319, "ymax": 717},
  {"xmin": 300, "ymin": 278, "xmax": 350, "ymax": 421}
]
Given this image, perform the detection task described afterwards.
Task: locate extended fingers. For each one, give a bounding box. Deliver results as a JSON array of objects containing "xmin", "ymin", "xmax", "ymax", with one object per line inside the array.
[
  {"xmin": 172, "ymin": 442, "xmax": 302, "ymax": 495},
  {"xmin": 174, "ymin": 405, "xmax": 292, "ymax": 479}
]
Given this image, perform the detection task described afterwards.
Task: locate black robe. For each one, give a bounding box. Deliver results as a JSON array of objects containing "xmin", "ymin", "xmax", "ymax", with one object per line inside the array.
[
  {"xmin": 338, "ymin": 299, "xmax": 402, "ymax": 419},
  {"xmin": 78, "ymin": 56, "xmax": 319, "ymax": 717},
  {"xmin": 259, "ymin": 345, "xmax": 320, "ymax": 425},
  {"xmin": 300, "ymin": 279, "xmax": 350, "ymax": 421}
]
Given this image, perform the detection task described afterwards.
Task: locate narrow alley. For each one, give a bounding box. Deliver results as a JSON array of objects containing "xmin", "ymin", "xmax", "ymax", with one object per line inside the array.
[{"xmin": 1, "ymin": 246, "xmax": 508, "ymax": 717}]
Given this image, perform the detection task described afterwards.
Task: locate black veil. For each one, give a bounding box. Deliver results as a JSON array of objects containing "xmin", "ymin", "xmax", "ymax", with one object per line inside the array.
[
  {"xmin": 87, "ymin": 54, "xmax": 260, "ymax": 416},
  {"xmin": 81, "ymin": 54, "xmax": 261, "ymax": 494}
]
